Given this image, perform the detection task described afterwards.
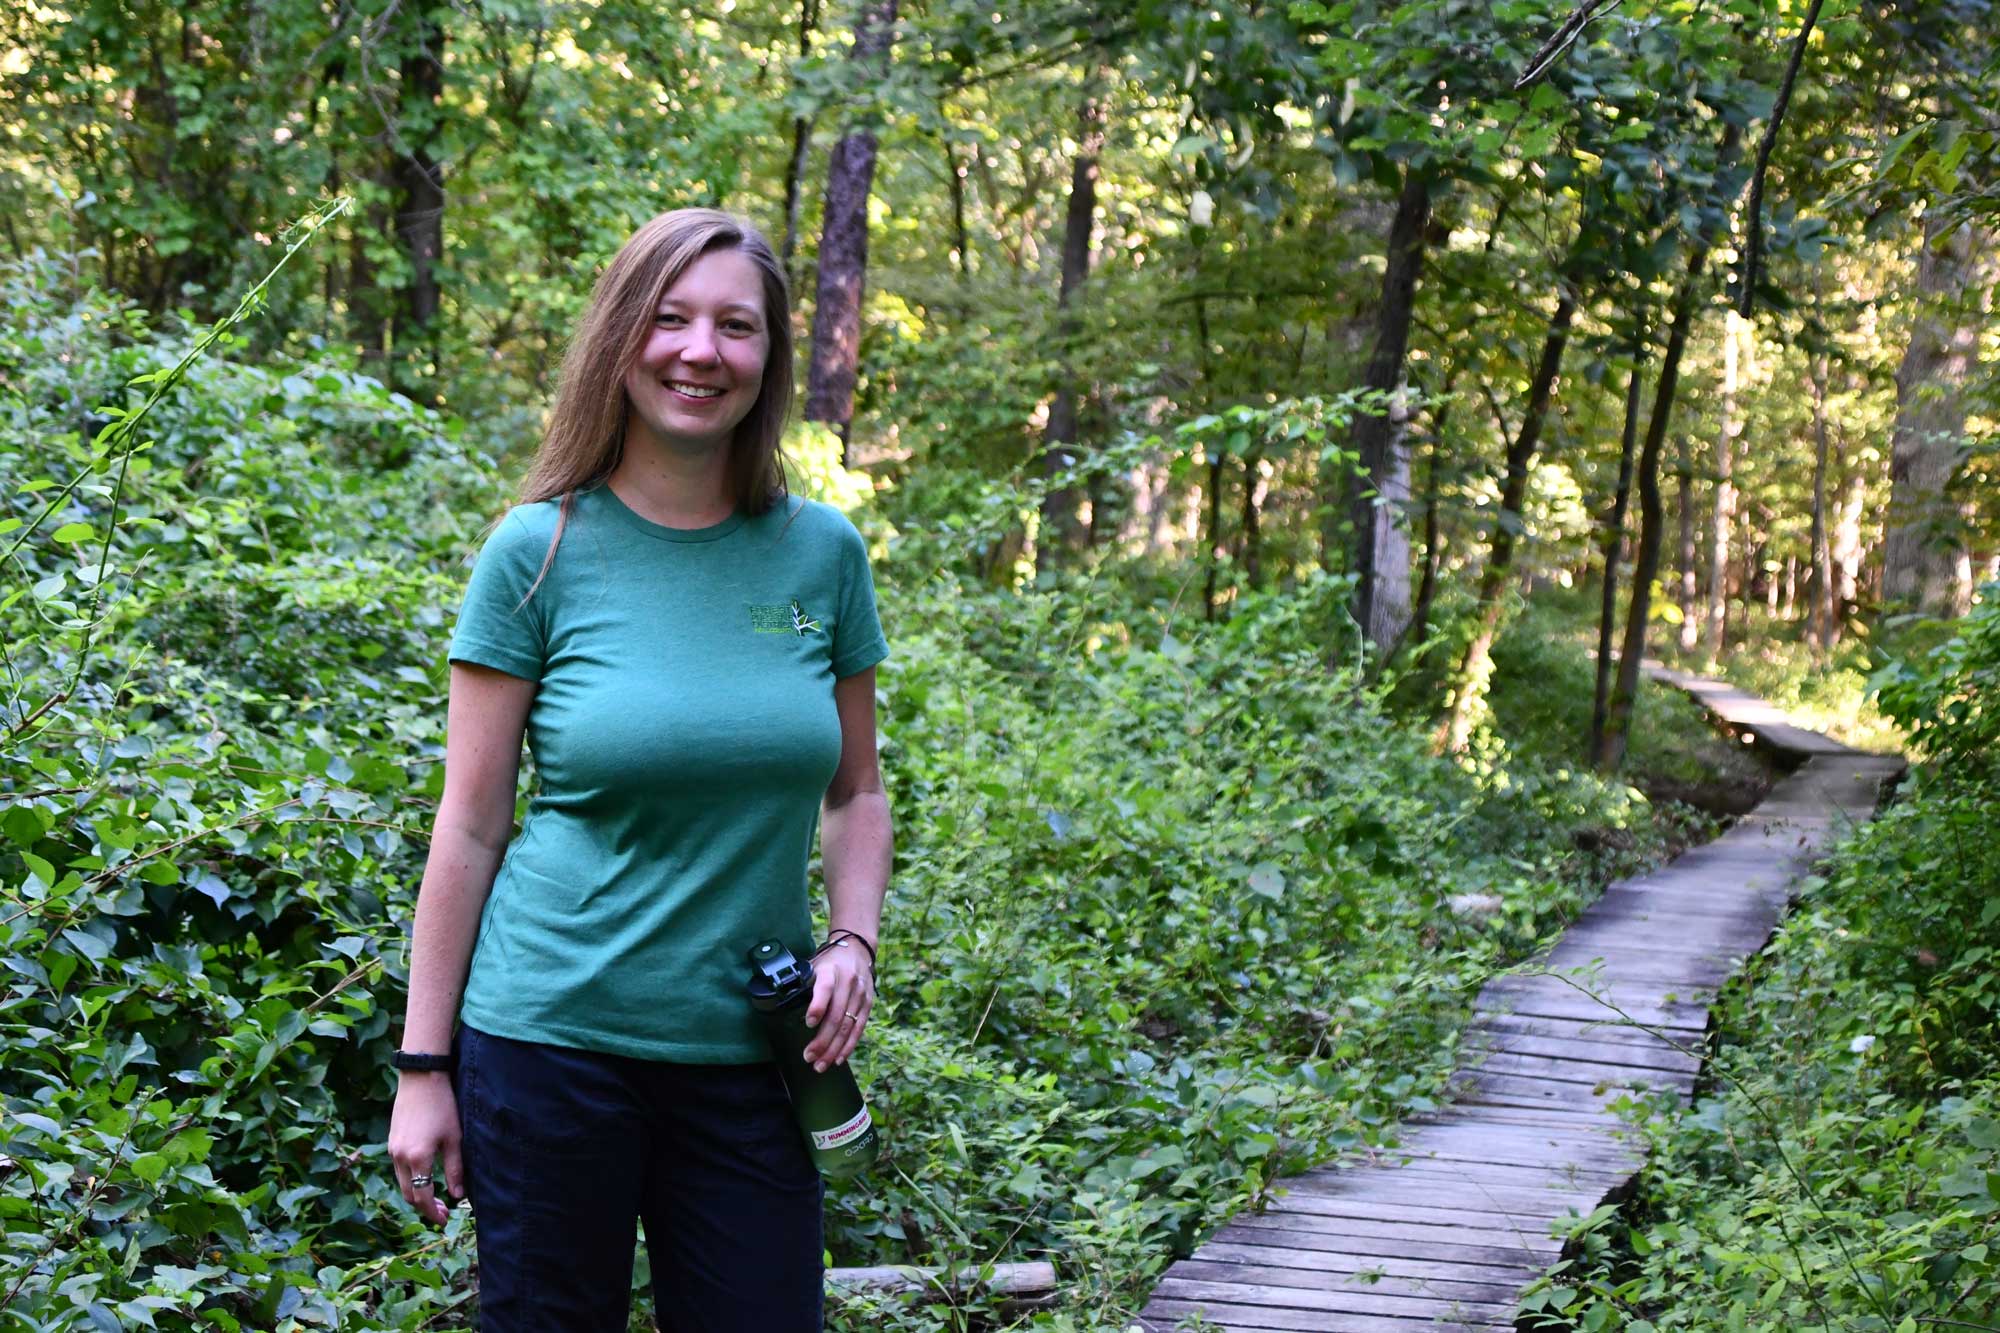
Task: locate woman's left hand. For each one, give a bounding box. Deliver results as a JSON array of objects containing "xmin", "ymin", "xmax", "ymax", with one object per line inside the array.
[{"xmin": 803, "ymin": 936, "xmax": 874, "ymax": 1071}]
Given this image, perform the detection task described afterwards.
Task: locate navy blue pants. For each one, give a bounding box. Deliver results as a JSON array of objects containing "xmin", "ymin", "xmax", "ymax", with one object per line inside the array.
[{"xmin": 454, "ymin": 1025, "xmax": 824, "ymax": 1332}]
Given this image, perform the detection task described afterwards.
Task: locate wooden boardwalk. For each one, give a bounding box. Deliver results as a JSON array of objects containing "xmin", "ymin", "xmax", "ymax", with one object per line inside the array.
[{"xmin": 1137, "ymin": 668, "xmax": 1903, "ymax": 1333}]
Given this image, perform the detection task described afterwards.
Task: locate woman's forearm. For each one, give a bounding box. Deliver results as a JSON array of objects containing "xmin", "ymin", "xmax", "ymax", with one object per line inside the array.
[
  {"xmin": 399, "ymin": 822, "xmax": 508, "ymax": 1053},
  {"xmin": 820, "ymin": 790, "xmax": 891, "ymax": 948}
]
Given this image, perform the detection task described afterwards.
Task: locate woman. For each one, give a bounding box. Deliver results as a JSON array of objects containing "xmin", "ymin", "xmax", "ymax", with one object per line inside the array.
[{"xmin": 386, "ymin": 208, "xmax": 891, "ymax": 1332}]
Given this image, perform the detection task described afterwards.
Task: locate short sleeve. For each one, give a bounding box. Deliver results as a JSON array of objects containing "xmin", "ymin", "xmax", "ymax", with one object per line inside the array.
[
  {"xmin": 830, "ymin": 518, "xmax": 889, "ymax": 679},
  {"xmin": 448, "ymin": 510, "xmax": 550, "ymax": 681}
]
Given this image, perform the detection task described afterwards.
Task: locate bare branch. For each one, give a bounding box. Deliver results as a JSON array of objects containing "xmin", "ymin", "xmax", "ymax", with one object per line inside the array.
[{"xmin": 1513, "ymin": 0, "xmax": 1625, "ymax": 90}]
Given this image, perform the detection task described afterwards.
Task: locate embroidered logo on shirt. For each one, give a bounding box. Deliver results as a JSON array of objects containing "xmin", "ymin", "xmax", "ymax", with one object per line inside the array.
[{"xmin": 748, "ymin": 601, "xmax": 823, "ymax": 636}]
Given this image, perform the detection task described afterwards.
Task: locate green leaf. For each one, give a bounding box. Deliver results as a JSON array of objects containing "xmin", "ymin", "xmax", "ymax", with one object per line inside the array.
[
  {"xmin": 1248, "ymin": 863, "xmax": 1286, "ymax": 900},
  {"xmin": 22, "ymin": 851, "xmax": 56, "ymax": 887},
  {"xmin": 3, "ymin": 804, "xmax": 46, "ymax": 847},
  {"xmin": 51, "ymin": 522, "xmax": 95, "ymax": 544}
]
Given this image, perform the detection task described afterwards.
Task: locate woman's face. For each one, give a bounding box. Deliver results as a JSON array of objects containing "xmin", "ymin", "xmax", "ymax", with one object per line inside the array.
[{"xmin": 623, "ymin": 247, "xmax": 770, "ymax": 457}]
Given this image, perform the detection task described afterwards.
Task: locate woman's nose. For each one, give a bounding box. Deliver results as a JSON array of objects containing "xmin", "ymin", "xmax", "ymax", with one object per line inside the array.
[{"xmin": 679, "ymin": 323, "xmax": 721, "ymax": 365}]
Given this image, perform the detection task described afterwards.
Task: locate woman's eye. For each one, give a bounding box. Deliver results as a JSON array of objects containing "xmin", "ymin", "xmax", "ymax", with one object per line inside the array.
[
  {"xmin": 656, "ymin": 313, "xmax": 684, "ymax": 326},
  {"xmin": 725, "ymin": 320, "xmax": 757, "ymax": 334}
]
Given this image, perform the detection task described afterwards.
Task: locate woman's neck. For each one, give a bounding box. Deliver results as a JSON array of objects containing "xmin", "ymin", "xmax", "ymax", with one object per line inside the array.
[{"xmin": 606, "ymin": 429, "xmax": 734, "ymax": 529}]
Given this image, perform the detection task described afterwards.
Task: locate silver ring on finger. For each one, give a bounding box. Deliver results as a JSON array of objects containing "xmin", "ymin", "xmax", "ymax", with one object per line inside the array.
[
  {"xmin": 410, "ymin": 1173, "xmax": 433, "ymax": 1190},
  {"xmin": 842, "ymin": 1011, "xmax": 861, "ymax": 1023}
]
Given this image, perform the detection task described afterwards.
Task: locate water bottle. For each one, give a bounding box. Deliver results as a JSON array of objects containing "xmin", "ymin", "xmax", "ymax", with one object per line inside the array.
[{"xmin": 745, "ymin": 939, "xmax": 881, "ymax": 1178}]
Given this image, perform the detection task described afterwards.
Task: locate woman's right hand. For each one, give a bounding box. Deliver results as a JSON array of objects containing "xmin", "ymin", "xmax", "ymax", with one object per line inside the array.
[{"xmin": 388, "ymin": 1073, "xmax": 465, "ymax": 1225}]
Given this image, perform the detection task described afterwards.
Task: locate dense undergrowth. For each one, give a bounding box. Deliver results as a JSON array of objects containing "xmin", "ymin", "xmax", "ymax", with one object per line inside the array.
[
  {"xmin": 1522, "ymin": 592, "xmax": 1999, "ymax": 1332},
  {"xmin": 2, "ymin": 258, "xmax": 1764, "ymax": 1332}
]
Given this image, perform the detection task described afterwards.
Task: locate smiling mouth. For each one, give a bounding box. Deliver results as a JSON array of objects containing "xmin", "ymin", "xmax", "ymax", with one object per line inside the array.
[{"xmin": 668, "ymin": 381, "xmax": 724, "ymax": 399}]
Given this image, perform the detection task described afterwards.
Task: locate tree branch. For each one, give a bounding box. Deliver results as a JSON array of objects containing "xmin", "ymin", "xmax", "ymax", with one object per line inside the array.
[
  {"xmin": 1738, "ymin": 0, "xmax": 1826, "ymax": 316},
  {"xmin": 1513, "ymin": 0, "xmax": 1624, "ymax": 90}
]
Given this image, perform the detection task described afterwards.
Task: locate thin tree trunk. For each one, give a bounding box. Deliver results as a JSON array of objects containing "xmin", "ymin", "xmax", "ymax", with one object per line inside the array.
[
  {"xmin": 1676, "ymin": 432, "xmax": 1698, "ymax": 651},
  {"xmin": 946, "ymin": 135, "xmax": 970, "ymax": 284},
  {"xmin": 1240, "ymin": 452, "xmax": 1265, "ymax": 591},
  {"xmin": 1440, "ymin": 289, "xmax": 1578, "ymax": 751},
  {"xmin": 1806, "ymin": 351, "xmax": 1836, "ymax": 653},
  {"xmin": 779, "ymin": 0, "xmax": 821, "ymax": 292},
  {"xmin": 804, "ymin": 0, "xmax": 897, "ymax": 461},
  {"xmin": 1705, "ymin": 308, "xmax": 1743, "ymax": 657},
  {"xmin": 1340, "ymin": 168, "xmax": 1431, "ymax": 648},
  {"xmin": 1597, "ymin": 221, "xmax": 1719, "ymax": 772},
  {"xmin": 388, "ymin": 0, "xmax": 447, "ymax": 403},
  {"xmin": 1037, "ymin": 86, "xmax": 1106, "ymax": 570},
  {"xmin": 1591, "ymin": 338, "xmax": 1647, "ymax": 758},
  {"xmin": 1203, "ymin": 452, "xmax": 1225, "ymax": 621},
  {"xmin": 1883, "ymin": 215, "xmax": 1987, "ymax": 619},
  {"xmin": 1411, "ymin": 407, "xmax": 1449, "ymax": 651},
  {"xmin": 781, "ymin": 116, "xmax": 814, "ymax": 292}
]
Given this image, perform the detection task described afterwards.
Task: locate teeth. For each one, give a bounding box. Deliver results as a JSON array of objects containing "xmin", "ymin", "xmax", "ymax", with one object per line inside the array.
[{"xmin": 669, "ymin": 382, "xmax": 722, "ymax": 398}]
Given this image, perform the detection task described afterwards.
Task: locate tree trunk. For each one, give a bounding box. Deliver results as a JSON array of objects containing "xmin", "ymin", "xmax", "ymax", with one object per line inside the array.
[
  {"xmin": 1202, "ymin": 452, "xmax": 1226, "ymax": 621},
  {"xmin": 1037, "ymin": 87, "xmax": 1106, "ymax": 570},
  {"xmin": 1342, "ymin": 168, "xmax": 1432, "ymax": 648},
  {"xmin": 1596, "ymin": 238, "xmax": 1715, "ymax": 772},
  {"xmin": 1676, "ymin": 432, "xmax": 1698, "ymax": 651},
  {"xmin": 1240, "ymin": 452, "xmax": 1265, "ymax": 591},
  {"xmin": 1883, "ymin": 215, "xmax": 1987, "ymax": 619},
  {"xmin": 779, "ymin": 0, "xmax": 821, "ymax": 293},
  {"xmin": 1705, "ymin": 308, "xmax": 1743, "ymax": 657},
  {"xmin": 804, "ymin": 0, "xmax": 897, "ymax": 462},
  {"xmin": 1833, "ymin": 427, "xmax": 1864, "ymax": 620},
  {"xmin": 1590, "ymin": 339, "xmax": 1648, "ymax": 759},
  {"xmin": 388, "ymin": 0, "xmax": 447, "ymax": 403},
  {"xmin": 1440, "ymin": 289, "xmax": 1577, "ymax": 751},
  {"xmin": 1807, "ymin": 351, "xmax": 1836, "ymax": 653},
  {"xmin": 1410, "ymin": 412, "xmax": 1449, "ymax": 651},
  {"xmin": 946, "ymin": 135, "xmax": 971, "ymax": 284}
]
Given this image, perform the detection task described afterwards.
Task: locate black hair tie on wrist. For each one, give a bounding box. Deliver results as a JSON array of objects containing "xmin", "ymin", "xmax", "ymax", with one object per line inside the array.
[{"xmin": 816, "ymin": 929, "xmax": 877, "ymax": 968}]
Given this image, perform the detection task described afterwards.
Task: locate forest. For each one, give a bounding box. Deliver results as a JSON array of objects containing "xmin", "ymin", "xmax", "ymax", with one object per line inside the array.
[{"xmin": 1, "ymin": 0, "xmax": 1996, "ymax": 1329}]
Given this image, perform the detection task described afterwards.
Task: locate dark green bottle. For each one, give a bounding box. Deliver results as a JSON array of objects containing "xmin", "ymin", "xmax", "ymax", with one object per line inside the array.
[{"xmin": 745, "ymin": 939, "xmax": 881, "ymax": 1179}]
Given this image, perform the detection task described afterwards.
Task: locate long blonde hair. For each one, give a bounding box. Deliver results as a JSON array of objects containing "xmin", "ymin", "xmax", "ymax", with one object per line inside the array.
[{"xmin": 516, "ymin": 208, "xmax": 794, "ymax": 592}]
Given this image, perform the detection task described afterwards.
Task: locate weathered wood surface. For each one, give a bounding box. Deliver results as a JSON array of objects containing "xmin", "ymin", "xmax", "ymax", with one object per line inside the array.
[{"xmin": 1136, "ymin": 669, "xmax": 1900, "ymax": 1331}]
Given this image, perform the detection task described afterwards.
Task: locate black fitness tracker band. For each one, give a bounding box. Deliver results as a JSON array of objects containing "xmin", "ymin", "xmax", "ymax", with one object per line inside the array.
[{"xmin": 391, "ymin": 1049, "xmax": 456, "ymax": 1072}]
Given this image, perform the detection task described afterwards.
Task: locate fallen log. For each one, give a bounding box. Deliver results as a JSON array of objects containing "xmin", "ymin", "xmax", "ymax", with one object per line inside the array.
[{"xmin": 826, "ymin": 1261, "xmax": 1058, "ymax": 1303}]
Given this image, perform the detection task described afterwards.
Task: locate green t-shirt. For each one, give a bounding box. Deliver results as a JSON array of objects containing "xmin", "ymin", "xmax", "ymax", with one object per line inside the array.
[{"xmin": 446, "ymin": 484, "xmax": 888, "ymax": 1062}]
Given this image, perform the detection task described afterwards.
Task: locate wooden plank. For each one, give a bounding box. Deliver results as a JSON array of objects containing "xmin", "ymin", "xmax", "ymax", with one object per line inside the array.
[
  {"xmin": 1465, "ymin": 1013, "xmax": 1696, "ymax": 1056},
  {"xmin": 1150, "ymin": 1275, "xmax": 1515, "ymax": 1319},
  {"xmin": 1461, "ymin": 1029, "xmax": 1703, "ymax": 1074},
  {"xmin": 1192, "ymin": 1241, "xmax": 1534, "ymax": 1286},
  {"xmin": 1279, "ymin": 1170, "xmax": 1599, "ymax": 1208},
  {"xmin": 1167, "ymin": 1258, "xmax": 1515, "ymax": 1303},
  {"xmin": 1365, "ymin": 1154, "xmax": 1631, "ymax": 1188},
  {"xmin": 1230, "ymin": 1210, "xmax": 1567, "ymax": 1256},
  {"xmin": 1456, "ymin": 1050, "xmax": 1698, "ymax": 1090},
  {"xmin": 1376, "ymin": 1138, "xmax": 1640, "ymax": 1178},
  {"xmin": 1437, "ymin": 1102, "xmax": 1632, "ymax": 1132},
  {"xmin": 1535, "ymin": 951, "xmax": 1742, "ymax": 984},
  {"xmin": 1212, "ymin": 1220, "xmax": 1560, "ymax": 1269},
  {"xmin": 1272, "ymin": 1184, "xmax": 1600, "ymax": 1232},
  {"xmin": 1387, "ymin": 1115, "xmax": 1643, "ymax": 1154},
  {"xmin": 1142, "ymin": 1296, "xmax": 1509, "ymax": 1332},
  {"xmin": 1474, "ymin": 981, "xmax": 1711, "ymax": 1032},
  {"xmin": 1256, "ymin": 1184, "xmax": 1584, "ymax": 1232}
]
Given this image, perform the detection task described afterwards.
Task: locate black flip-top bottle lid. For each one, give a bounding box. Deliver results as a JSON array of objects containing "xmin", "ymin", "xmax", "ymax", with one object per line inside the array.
[{"xmin": 746, "ymin": 939, "xmax": 814, "ymax": 1011}]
